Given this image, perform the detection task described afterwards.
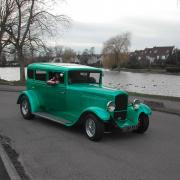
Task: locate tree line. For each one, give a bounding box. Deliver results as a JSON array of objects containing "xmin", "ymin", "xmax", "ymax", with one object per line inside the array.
[{"xmin": 1, "ymin": 1, "xmax": 179, "ymax": 82}]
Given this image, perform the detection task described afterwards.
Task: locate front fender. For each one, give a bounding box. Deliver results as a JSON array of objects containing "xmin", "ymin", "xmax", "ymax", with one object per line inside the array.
[
  {"xmin": 139, "ymin": 103, "xmax": 152, "ymax": 116},
  {"xmin": 116, "ymin": 103, "xmax": 152, "ymax": 128},
  {"xmin": 125, "ymin": 103, "xmax": 152, "ymax": 125},
  {"xmin": 127, "ymin": 103, "xmax": 152, "ymax": 119},
  {"xmin": 81, "ymin": 107, "xmax": 110, "ymax": 122},
  {"xmin": 17, "ymin": 90, "xmax": 40, "ymax": 113}
]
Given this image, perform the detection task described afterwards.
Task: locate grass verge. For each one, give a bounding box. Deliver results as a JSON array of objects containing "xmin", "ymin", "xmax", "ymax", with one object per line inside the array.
[{"xmin": 0, "ymin": 79, "xmax": 25, "ymax": 86}]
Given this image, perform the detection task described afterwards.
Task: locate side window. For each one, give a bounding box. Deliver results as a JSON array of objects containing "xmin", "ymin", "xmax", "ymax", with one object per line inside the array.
[
  {"xmin": 88, "ymin": 72, "xmax": 100, "ymax": 84},
  {"xmin": 48, "ymin": 72, "xmax": 64, "ymax": 84},
  {"xmin": 27, "ymin": 69, "xmax": 34, "ymax": 79},
  {"xmin": 35, "ymin": 70, "xmax": 46, "ymax": 81}
]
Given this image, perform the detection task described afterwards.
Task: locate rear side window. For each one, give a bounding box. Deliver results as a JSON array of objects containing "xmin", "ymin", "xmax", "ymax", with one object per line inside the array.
[
  {"xmin": 35, "ymin": 70, "xmax": 46, "ymax": 81},
  {"xmin": 27, "ymin": 69, "xmax": 34, "ymax": 79}
]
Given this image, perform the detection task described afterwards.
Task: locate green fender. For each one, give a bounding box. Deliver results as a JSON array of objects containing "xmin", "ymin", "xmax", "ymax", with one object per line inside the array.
[
  {"xmin": 138, "ymin": 103, "xmax": 152, "ymax": 116},
  {"xmin": 81, "ymin": 106, "xmax": 111, "ymax": 122},
  {"xmin": 126, "ymin": 103, "xmax": 152, "ymax": 125},
  {"xmin": 115, "ymin": 103, "xmax": 152, "ymax": 128},
  {"xmin": 17, "ymin": 90, "xmax": 40, "ymax": 113}
]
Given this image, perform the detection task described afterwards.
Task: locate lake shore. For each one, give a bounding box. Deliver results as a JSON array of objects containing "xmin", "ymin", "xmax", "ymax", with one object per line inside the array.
[
  {"xmin": 0, "ymin": 79, "xmax": 24, "ymax": 86},
  {"xmin": 1, "ymin": 78, "xmax": 180, "ymax": 102},
  {"xmin": 128, "ymin": 91, "xmax": 180, "ymax": 102}
]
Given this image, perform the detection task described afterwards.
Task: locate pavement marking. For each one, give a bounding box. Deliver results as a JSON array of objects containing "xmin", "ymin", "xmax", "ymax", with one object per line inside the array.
[{"xmin": 0, "ymin": 144, "xmax": 21, "ymax": 180}]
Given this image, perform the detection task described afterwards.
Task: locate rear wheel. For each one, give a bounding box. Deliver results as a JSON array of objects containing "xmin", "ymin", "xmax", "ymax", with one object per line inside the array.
[
  {"xmin": 135, "ymin": 114, "xmax": 149, "ymax": 133},
  {"xmin": 84, "ymin": 114, "xmax": 104, "ymax": 141},
  {"xmin": 20, "ymin": 96, "xmax": 34, "ymax": 120}
]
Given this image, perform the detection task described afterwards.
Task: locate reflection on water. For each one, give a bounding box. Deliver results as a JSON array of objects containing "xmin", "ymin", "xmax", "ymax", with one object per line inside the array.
[{"xmin": 0, "ymin": 67, "xmax": 180, "ymax": 97}]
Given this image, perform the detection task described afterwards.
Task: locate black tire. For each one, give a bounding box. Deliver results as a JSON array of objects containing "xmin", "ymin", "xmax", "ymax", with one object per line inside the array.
[
  {"xmin": 135, "ymin": 114, "xmax": 149, "ymax": 134},
  {"xmin": 84, "ymin": 114, "xmax": 104, "ymax": 141},
  {"xmin": 20, "ymin": 96, "xmax": 34, "ymax": 120}
]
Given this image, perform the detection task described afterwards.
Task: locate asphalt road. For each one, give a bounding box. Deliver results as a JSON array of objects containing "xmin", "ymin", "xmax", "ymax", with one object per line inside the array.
[
  {"xmin": 0, "ymin": 157, "xmax": 10, "ymax": 180},
  {"xmin": 0, "ymin": 91, "xmax": 180, "ymax": 180}
]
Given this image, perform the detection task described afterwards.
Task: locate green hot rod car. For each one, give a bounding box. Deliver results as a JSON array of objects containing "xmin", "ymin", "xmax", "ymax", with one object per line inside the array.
[{"xmin": 17, "ymin": 63, "xmax": 152, "ymax": 141}]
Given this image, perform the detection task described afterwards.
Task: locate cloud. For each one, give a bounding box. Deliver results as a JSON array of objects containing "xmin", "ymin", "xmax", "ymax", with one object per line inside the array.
[
  {"xmin": 128, "ymin": 17, "xmax": 180, "ymax": 50},
  {"xmin": 52, "ymin": 16, "xmax": 180, "ymax": 53}
]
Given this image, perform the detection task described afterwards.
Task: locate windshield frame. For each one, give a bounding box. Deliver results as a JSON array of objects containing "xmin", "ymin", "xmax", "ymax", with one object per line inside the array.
[{"xmin": 68, "ymin": 70, "xmax": 102, "ymax": 85}]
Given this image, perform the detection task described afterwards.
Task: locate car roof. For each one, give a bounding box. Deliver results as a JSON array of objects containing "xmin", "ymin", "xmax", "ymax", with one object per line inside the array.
[{"xmin": 28, "ymin": 63, "xmax": 102, "ymax": 72}]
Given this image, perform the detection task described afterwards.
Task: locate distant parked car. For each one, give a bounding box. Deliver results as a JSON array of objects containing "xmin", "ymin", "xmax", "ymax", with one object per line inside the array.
[{"xmin": 17, "ymin": 63, "xmax": 152, "ymax": 141}]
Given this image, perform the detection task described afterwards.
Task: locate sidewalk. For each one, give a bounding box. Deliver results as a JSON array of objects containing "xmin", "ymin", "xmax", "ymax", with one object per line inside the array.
[
  {"xmin": 129, "ymin": 95, "xmax": 180, "ymax": 116},
  {"xmin": 0, "ymin": 85, "xmax": 25, "ymax": 92}
]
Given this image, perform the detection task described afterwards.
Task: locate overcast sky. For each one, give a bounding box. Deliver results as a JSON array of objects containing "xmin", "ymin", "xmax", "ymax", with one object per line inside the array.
[{"xmin": 51, "ymin": 0, "xmax": 180, "ymax": 53}]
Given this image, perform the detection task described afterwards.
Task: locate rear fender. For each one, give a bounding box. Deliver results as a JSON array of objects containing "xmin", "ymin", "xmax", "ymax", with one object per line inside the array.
[{"xmin": 17, "ymin": 90, "xmax": 40, "ymax": 113}]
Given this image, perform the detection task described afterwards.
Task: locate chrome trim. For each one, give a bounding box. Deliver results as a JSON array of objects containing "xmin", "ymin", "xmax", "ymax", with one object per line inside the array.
[{"xmin": 107, "ymin": 101, "xmax": 115, "ymax": 112}]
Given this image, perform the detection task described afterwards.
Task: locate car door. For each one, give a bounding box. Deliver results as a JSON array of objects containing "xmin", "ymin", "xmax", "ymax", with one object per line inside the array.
[
  {"xmin": 33, "ymin": 70, "xmax": 48, "ymax": 110},
  {"xmin": 45, "ymin": 71, "xmax": 66, "ymax": 113}
]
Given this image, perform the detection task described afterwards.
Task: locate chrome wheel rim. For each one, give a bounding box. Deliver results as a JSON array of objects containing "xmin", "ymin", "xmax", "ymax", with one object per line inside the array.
[
  {"xmin": 85, "ymin": 118, "xmax": 96, "ymax": 137},
  {"xmin": 22, "ymin": 99, "xmax": 29, "ymax": 115}
]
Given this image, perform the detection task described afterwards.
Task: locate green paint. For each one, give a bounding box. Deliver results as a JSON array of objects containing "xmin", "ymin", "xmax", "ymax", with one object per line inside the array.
[{"xmin": 17, "ymin": 63, "xmax": 152, "ymax": 128}]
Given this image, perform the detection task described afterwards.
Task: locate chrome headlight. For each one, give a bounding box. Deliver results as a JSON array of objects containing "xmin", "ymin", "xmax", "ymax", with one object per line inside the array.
[
  {"xmin": 133, "ymin": 99, "xmax": 140, "ymax": 110},
  {"xmin": 107, "ymin": 101, "xmax": 115, "ymax": 112}
]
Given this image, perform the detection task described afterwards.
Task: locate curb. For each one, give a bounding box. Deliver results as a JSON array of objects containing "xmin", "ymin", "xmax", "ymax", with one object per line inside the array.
[
  {"xmin": 0, "ymin": 89, "xmax": 22, "ymax": 93},
  {"xmin": 0, "ymin": 144, "xmax": 21, "ymax": 180},
  {"xmin": 151, "ymin": 107, "xmax": 180, "ymax": 116},
  {"xmin": 143, "ymin": 100, "xmax": 180, "ymax": 116},
  {"xmin": 0, "ymin": 86, "xmax": 25, "ymax": 93}
]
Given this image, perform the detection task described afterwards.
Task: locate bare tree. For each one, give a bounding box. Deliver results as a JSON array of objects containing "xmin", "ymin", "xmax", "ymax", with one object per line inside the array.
[
  {"xmin": 54, "ymin": 45, "xmax": 63, "ymax": 58},
  {"xmin": 62, "ymin": 48, "xmax": 76, "ymax": 63},
  {"xmin": 102, "ymin": 32, "xmax": 131, "ymax": 69},
  {"xmin": 0, "ymin": 0, "xmax": 15, "ymax": 61},
  {"xmin": 5, "ymin": 0, "xmax": 70, "ymax": 82},
  {"xmin": 89, "ymin": 47, "xmax": 95, "ymax": 55}
]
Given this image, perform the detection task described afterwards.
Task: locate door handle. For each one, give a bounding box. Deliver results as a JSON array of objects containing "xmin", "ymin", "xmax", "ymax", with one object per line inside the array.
[{"xmin": 60, "ymin": 91, "xmax": 65, "ymax": 94}]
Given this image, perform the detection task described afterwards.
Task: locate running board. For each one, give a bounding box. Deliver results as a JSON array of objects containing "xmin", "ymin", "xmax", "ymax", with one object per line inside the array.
[{"xmin": 33, "ymin": 112, "xmax": 72, "ymax": 125}]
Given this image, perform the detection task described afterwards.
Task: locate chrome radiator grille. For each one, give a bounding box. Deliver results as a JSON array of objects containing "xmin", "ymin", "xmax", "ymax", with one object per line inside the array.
[{"xmin": 114, "ymin": 94, "xmax": 128, "ymax": 120}]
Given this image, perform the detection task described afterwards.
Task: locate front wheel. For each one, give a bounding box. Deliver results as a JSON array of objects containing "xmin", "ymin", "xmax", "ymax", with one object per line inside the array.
[
  {"xmin": 20, "ymin": 96, "xmax": 34, "ymax": 120},
  {"xmin": 134, "ymin": 114, "xmax": 149, "ymax": 134},
  {"xmin": 84, "ymin": 114, "xmax": 104, "ymax": 141}
]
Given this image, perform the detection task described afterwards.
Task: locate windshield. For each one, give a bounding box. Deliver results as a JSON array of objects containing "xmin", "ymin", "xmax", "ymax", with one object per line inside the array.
[{"xmin": 68, "ymin": 71, "xmax": 101, "ymax": 84}]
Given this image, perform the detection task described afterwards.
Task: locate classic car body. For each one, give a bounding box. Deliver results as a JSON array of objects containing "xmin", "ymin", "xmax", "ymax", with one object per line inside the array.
[{"xmin": 17, "ymin": 63, "xmax": 152, "ymax": 141}]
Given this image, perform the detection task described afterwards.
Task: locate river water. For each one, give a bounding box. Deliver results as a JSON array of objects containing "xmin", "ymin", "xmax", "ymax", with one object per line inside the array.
[{"xmin": 0, "ymin": 67, "xmax": 180, "ymax": 97}]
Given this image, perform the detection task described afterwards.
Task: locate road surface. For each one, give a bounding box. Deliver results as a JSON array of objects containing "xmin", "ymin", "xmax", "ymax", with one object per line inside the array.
[
  {"xmin": 0, "ymin": 157, "xmax": 10, "ymax": 180},
  {"xmin": 0, "ymin": 91, "xmax": 180, "ymax": 180}
]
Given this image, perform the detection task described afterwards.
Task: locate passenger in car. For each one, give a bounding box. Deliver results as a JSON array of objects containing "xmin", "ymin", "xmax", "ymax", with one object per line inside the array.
[{"xmin": 47, "ymin": 73, "xmax": 60, "ymax": 84}]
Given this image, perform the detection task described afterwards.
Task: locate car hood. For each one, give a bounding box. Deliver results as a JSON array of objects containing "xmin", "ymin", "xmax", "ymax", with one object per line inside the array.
[{"xmin": 68, "ymin": 84, "xmax": 128, "ymax": 97}]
